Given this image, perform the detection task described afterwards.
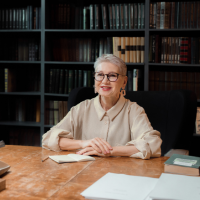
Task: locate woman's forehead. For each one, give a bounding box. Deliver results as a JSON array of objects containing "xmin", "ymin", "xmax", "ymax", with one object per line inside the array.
[{"xmin": 96, "ymin": 62, "xmax": 120, "ymax": 73}]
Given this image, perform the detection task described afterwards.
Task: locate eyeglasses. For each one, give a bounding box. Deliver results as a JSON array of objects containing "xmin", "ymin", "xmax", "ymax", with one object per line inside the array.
[{"xmin": 94, "ymin": 72, "xmax": 125, "ymax": 82}]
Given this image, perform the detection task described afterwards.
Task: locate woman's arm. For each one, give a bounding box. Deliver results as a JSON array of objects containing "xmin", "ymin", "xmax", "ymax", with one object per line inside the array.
[
  {"xmin": 59, "ymin": 137, "xmax": 113, "ymax": 154},
  {"xmin": 76, "ymin": 145, "xmax": 139, "ymax": 157}
]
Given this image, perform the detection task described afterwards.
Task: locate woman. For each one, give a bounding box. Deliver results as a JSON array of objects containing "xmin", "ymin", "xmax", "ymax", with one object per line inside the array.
[{"xmin": 42, "ymin": 54, "xmax": 162, "ymax": 159}]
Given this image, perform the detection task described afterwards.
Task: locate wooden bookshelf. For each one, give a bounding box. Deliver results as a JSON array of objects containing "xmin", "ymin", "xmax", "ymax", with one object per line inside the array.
[{"xmin": 0, "ymin": 0, "xmax": 199, "ymax": 151}]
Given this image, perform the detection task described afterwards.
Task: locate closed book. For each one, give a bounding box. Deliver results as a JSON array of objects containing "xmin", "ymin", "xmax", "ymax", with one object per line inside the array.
[
  {"xmin": 181, "ymin": 2, "xmax": 185, "ymax": 29},
  {"xmin": 108, "ymin": 4, "xmax": 113, "ymax": 29},
  {"xmin": 198, "ymin": 2, "xmax": 200, "ymax": 28},
  {"xmin": 133, "ymin": 37, "xmax": 137, "ymax": 63},
  {"xmin": 5, "ymin": 9, "xmax": 8, "ymax": 29},
  {"xmin": 152, "ymin": 35, "xmax": 156, "ymax": 63},
  {"xmin": 165, "ymin": 71, "xmax": 171, "ymax": 91},
  {"xmin": 164, "ymin": 154, "xmax": 200, "ymax": 176},
  {"xmin": 115, "ymin": 4, "xmax": 120, "ymax": 29},
  {"xmin": 83, "ymin": 70, "xmax": 88, "ymax": 87},
  {"xmin": 53, "ymin": 101, "xmax": 59, "ymax": 125},
  {"xmin": 130, "ymin": 37, "xmax": 133, "ymax": 62},
  {"xmin": 74, "ymin": 70, "xmax": 78, "ymax": 89},
  {"xmin": 124, "ymin": 3, "xmax": 129, "ymax": 29},
  {"xmin": 159, "ymin": 71, "xmax": 165, "ymax": 91},
  {"xmin": 180, "ymin": 37, "xmax": 189, "ymax": 64},
  {"xmin": 113, "ymin": 37, "xmax": 121, "ymax": 58},
  {"xmin": 103, "ymin": 38, "xmax": 107, "ymax": 54},
  {"xmin": 90, "ymin": 4, "xmax": 94, "ymax": 29},
  {"xmin": 133, "ymin": 69, "xmax": 138, "ymax": 91},
  {"xmin": 129, "ymin": 3, "xmax": 134, "ymax": 29},
  {"xmin": 180, "ymin": 71, "xmax": 187, "ymax": 90},
  {"xmin": 140, "ymin": 37, "xmax": 144, "ymax": 63},
  {"xmin": 127, "ymin": 70, "xmax": 133, "ymax": 91},
  {"xmin": 99, "ymin": 38, "xmax": 104, "ymax": 57},
  {"xmin": 36, "ymin": 99, "xmax": 40, "ymax": 123},
  {"xmin": 149, "ymin": 3, "xmax": 153, "ymax": 28},
  {"xmin": 195, "ymin": 72, "xmax": 200, "ymax": 99},
  {"xmin": 136, "ymin": 37, "xmax": 141, "ymax": 63},
  {"xmin": 149, "ymin": 71, "xmax": 155, "ymax": 91},
  {"xmin": 64, "ymin": 69, "xmax": 69, "ymax": 94},
  {"xmin": 107, "ymin": 37, "xmax": 113, "ymax": 54},
  {"xmin": 149, "ymin": 35, "xmax": 153, "ymax": 62},
  {"xmin": 137, "ymin": 3, "xmax": 141, "ymax": 29},
  {"xmin": 94, "ymin": 4, "xmax": 100, "ymax": 29},
  {"xmin": 59, "ymin": 69, "xmax": 64, "ymax": 94},
  {"xmin": 101, "ymin": 4, "xmax": 108, "ymax": 29},
  {"xmin": 112, "ymin": 4, "xmax": 116, "ymax": 29},
  {"xmin": 87, "ymin": 38, "xmax": 92, "ymax": 62},
  {"xmin": 156, "ymin": 2, "xmax": 161, "ymax": 29},
  {"xmin": 164, "ymin": 2, "xmax": 170, "ymax": 29},
  {"xmin": 121, "ymin": 37, "xmax": 125, "ymax": 61},
  {"xmin": 125, "ymin": 37, "xmax": 130, "ymax": 63},
  {"xmin": 68, "ymin": 70, "xmax": 74, "ymax": 93},
  {"xmin": 119, "ymin": 4, "xmax": 124, "ymax": 29},
  {"xmin": 9, "ymin": 9, "xmax": 12, "ymax": 29},
  {"xmin": 152, "ymin": 2, "xmax": 157, "ymax": 29},
  {"xmin": 78, "ymin": 70, "xmax": 83, "ymax": 87},
  {"xmin": 134, "ymin": 3, "xmax": 138, "ymax": 29},
  {"xmin": 4, "ymin": 68, "xmax": 16, "ymax": 92},
  {"xmin": 141, "ymin": 3, "xmax": 145, "ymax": 29},
  {"xmin": 171, "ymin": 2, "xmax": 175, "ymax": 29},
  {"xmin": 160, "ymin": 2, "xmax": 165, "ymax": 29},
  {"xmin": 155, "ymin": 35, "xmax": 161, "ymax": 63}
]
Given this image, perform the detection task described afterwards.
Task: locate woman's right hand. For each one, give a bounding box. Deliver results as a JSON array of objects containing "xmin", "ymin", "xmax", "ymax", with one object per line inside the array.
[{"xmin": 80, "ymin": 138, "xmax": 113, "ymax": 154}]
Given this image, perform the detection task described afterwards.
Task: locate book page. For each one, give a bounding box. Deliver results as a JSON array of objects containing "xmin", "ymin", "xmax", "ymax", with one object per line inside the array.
[
  {"xmin": 68, "ymin": 154, "xmax": 95, "ymax": 162},
  {"xmin": 49, "ymin": 155, "xmax": 76, "ymax": 163}
]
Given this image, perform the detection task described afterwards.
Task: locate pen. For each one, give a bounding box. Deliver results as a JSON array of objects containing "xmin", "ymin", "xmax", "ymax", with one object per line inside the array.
[{"xmin": 42, "ymin": 156, "xmax": 49, "ymax": 162}]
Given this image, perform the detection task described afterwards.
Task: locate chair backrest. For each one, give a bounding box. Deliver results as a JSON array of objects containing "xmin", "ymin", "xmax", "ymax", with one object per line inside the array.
[{"xmin": 68, "ymin": 87, "xmax": 197, "ymax": 156}]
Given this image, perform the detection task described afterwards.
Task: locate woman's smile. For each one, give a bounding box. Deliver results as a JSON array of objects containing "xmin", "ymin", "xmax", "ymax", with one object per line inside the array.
[{"xmin": 101, "ymin": 86, "xmax": 111, "ymax": 91}]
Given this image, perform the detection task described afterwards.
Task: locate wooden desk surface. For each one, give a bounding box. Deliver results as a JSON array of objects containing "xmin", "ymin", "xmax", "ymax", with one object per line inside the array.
[{"xmin": 0, "ymin": 145, "xmax": 168, "ymax": 200}]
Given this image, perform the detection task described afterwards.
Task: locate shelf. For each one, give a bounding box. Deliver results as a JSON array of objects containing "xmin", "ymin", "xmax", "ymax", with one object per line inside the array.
[
  {"xmin": 45, "ymin": 29, "xmax": 145, "ymax": 33},
  {"xmin": 149, "ymin": 29, "xmax": 200, "ymax": 32},
  {"xmin": 193, "ymin": 133, "xmax": 200, "ymax": 137},
  {"xmin": 44, "ymin": 125, "xmax": 53, "ymax": 128},
  {"xmin": 149, "ymin": 63, "xmax": 200, "ymax": 67},
  {"xmin": 0, "ymin": 121, "xmax": 41, "ymax": 127},
  {"xmin": 197, "ymin": 100, "xmax": 200, "ymax": 103},
  {"xmin": 0, "ymin": 61, "xmax": 41, "ymax": 64},
  {"xmin": 0, "ymin": 92, "xmax": 41, "ymax": 96},
  {"xmin": 45, "ymin": 61, "xmax": 144, "ymax": 65},
  {"xmin": 0, "ymin": 30, "xmax": 41, "ymax": 32},
  {"xmin": 45, "ymin": 93, "xmax": 69, "ymax": 97}
]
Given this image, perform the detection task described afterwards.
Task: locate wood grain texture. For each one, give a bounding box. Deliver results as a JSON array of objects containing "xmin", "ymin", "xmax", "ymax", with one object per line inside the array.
[{"xmin": 0, "ymin": 145, "xmax": 168, "ymax": 199}]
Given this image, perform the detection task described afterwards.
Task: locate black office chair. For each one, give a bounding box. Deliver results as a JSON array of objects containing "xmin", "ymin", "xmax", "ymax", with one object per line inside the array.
[{"xmin": 68, "ymin": 87, "xmax": 197, "ymax": 156}]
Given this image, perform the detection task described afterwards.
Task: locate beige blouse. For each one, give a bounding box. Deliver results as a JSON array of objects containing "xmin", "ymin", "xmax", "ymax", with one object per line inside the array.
[{"xmin": 42, "ymin": 94, "xmax": 162, "ymax": 159}]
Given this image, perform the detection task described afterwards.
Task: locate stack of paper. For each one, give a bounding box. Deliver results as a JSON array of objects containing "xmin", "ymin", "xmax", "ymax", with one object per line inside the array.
[
  {"xmin": 81, "ymin": 173, "xmax": 158, "ymax": 200},
  {"xmin": 81, "ymin": 173, "xmax": 200, "ymax": 200}
]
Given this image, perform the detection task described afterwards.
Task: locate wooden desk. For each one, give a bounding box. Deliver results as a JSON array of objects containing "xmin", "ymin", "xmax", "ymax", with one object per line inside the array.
[{"xmin": 0, "ymin": 145, "xmax": 168, "ymax": 200}]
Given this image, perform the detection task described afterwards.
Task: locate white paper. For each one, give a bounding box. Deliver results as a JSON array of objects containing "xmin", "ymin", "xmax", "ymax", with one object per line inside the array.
[
  {"xmin": 149, "ymin": 173, "xmax": 200, "ymax": 200},
  {"xmin": 81, "ymin": 172, "xmax": 158, "ymax": 200}
]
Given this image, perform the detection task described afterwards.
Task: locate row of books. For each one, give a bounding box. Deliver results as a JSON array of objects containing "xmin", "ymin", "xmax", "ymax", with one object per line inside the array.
[
  {"xmin": 0, "ymin": 68, "xmax": 40, "ymax": 92},
  {"xmin": 149, "ymin": 71, "xmax": 200, "ymax": 99},
  {"xmin": 149, "ymin": 2, "xmax": 200, "ymax": 29},
  {"xmin": 126, "ymin": 69, "xmax": 142, "ymax": 92},
  {"xmin": 0, "ymin": 38, "xmax": 41, "ymax": 61},
  {"xmin": 113, "ymin": 37, "xmax": 145, "ymax": 63},
  {"xmin": 8, "ymin": 127, "xmax": 40, "ymax": 146},
  {"xmin": 45, "ymin": 101, "xmax": 68, "ymax": 125},
  {"xmin": 46, "ymin": 69, "xmax": 94, "ymax": 94},
  {"xmin": 0, "ymin": 6, "xmax": 41, "ymax": 29},
  {"xmin": 0, "ymin": 97, "xmax": 40, "ymax": 122},
  {"xmin": 49, "ymin": 3, "xmax": 145, "ymax": 29},
  {"xmin": 149, "ymin": 36, "xmax": 200, "ymax": 64}
]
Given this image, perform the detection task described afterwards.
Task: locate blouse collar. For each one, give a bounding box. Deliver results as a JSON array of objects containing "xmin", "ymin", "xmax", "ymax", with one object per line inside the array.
[{"xmin": 94, "ymin": 94, "xmax": 126, "ymax": 121}]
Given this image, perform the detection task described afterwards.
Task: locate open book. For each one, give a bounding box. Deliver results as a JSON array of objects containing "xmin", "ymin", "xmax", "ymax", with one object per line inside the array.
[{"xmin": 49, "ymin": 154, "xmax": 95, "ymax": 163}]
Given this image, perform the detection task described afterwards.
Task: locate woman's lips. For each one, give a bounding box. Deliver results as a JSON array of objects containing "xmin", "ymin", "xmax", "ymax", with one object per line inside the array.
[{"xmin": 101, "ymin": 86, "xmax": 111, "ymax": 91}]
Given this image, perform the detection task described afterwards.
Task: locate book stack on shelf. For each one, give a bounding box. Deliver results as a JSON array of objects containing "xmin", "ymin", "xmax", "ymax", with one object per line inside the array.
[
  {"xmin": 0, "ymin": 5, "xmax": 41, "ymax": 29},
  {"xmin": 149, "ymin": 1, "xmax": 200, "ymax": 29},
  {"xmin": 45, "ymin": 100, "xmax": 68, "ymax": 125},
  {"xmin": 48, "ymin": 3, "xmax": 145, "ymax": 29},
  {"xmin": 8, "ymin": 127, "xmax": 40, "ymax": 146},
  {"xmin": 113, "ymin": 37, "xmax": 144, "ymax": 63},
  {"xmin": 0, "ymin": 97, "xmax": 40, "ymax": 123},
  {"xmin": 149, "ymin": 36, "xmax": 200, "ymax": 64},
  {"xmin": 0, "ymin": 37, "xmax": 41, "ymax": 61},
  {"xmin": 46, "ymin": 68, "xmax": 93, "ymax": 94}
]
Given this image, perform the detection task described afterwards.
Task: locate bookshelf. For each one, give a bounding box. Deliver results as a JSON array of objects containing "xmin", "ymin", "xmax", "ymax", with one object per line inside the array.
[{"xmin": 0, "ymin": 0, "xmax": 200, "ymax": 153}]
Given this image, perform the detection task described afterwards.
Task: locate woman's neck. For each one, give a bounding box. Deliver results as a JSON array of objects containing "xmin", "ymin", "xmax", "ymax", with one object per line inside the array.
[{"xmin": 100, "ymin": 94, "xmax": 120, "ymax": 111}]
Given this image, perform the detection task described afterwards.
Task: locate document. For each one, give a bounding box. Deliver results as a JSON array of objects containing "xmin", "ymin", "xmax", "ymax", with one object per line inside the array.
[
  {"xmin": 49, "ymin": 154, "xmax": 95, "ymax": 163},
  {"xmin": 148, "ymin": 173, "xmax": 200, "ymax": 200},
  {"xmin": 81, "ymin": 172, "xmax": 158, "ymax": 200}
]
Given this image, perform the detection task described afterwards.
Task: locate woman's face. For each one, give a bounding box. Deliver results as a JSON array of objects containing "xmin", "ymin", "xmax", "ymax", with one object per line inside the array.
[{"xmin": 95, "ymin": 62, "xmax": 127, "ymax": 98}]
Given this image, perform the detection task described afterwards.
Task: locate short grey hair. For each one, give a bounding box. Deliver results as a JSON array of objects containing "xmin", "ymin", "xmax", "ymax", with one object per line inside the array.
[{"xmin": 94, "ymin": 54, "xmax": 127, "ymax": 75}]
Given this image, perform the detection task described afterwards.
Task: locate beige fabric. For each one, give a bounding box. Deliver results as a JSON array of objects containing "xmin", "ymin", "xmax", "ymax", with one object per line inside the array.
[{"xmin": 42, "ymin": 94, "xmax": 162, "ymax": 159}]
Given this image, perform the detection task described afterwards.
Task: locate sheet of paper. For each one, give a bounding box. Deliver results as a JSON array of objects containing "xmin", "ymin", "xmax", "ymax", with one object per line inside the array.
[
  {"xmin": 49, "ymin": 155, "xmax": 75, "ymax": 163},
  {"xmin": 81, "ymin": 172, "xmax": 158, "ymax": 200},
  {"xmin": 149, "ymin": 173, "xmax": 200, "ymax": 200},
  {"xmin": 68, "ymin": 154, "xmax": 95, "ymax": 161}
]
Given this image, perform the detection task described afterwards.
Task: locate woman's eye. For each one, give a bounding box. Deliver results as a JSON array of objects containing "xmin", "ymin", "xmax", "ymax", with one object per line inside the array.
[
  {"xmin": 109, "ymin": 74, "xmax": 117, "ymax": 77},
  {"xmin": 97, "ymin": 74, "xmax": 104, "ymax": 76}
]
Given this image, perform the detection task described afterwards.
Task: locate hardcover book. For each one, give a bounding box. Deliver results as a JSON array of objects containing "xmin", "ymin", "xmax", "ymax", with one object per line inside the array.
[{"xmin": 164, "ymin": 154, "xmax": 200, "ymax": 176}]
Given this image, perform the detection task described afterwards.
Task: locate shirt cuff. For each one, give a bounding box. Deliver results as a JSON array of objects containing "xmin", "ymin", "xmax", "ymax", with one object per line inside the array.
[
  {"xmin": 42, "ymin": 128, "xmax": 74, "ymax": 152},
  {"xmin": 126, "ymin": 139, "xmax": 151, "ymax": 159}
]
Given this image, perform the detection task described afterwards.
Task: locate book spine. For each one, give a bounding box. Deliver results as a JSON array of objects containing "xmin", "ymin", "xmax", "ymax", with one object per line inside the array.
[
  {"xmin": 95, "ymin": 4, "xmax": 100, "ymax": 29},
  {"xmin": 138, "ymin": 3, "xmax": 141, "ymax": 29},
  {"xmin": 125, "ymin": 37, "xmax": 130, "ymax": 63},
  {"xmin": 101, "ymin": 4, "xmax": 108, "ymax": 29},
  {"xmin": 134, "ymin": 3, "xmax": 138, "ymax": 29},
  {"xmin": 141, "ymin": 3, "xmax": 145, "ymax": 29},
  {"xmin": 124, "ymin": 4, "xmax": 129, "ymax": 29},
  {"xmin": 171, "ymin": 2, "xmax": 175, "ymax": 29},
  {"xmin": 121, "ymin": 37, "xmax": 125, "ymax": 62},
  {"xmin": 112, "ymin": 4, "xmax": 116, "ymax": 29},
  {"xmin": 156, "ymin": 2, "xmax": 160, "ymax": 29},
  {"xmin": 152, "ymin": 35, "xmax": 156, "ymax": 63},
  {"xmin": 108, "ymin": 4, "xmax": 113, "ymax": 29},
  {"xmin": 115, "ymin": 4, "xmax": 120, "ymax": 29},
  {"xmin": 130, "ymin": 4, "xmax": 134, "ymax": 29},
  {"xmin": 160, "ymin": 2, "xmax": 165, "ymax": 29},
  {"xmin": 149, "ymin": 3, "xmax": 153, "ymax": 29},
  {"xmin": 152, "ymin": 3, "xmax": 157, "ymax": 29},
  {"xmin": 141, "ymin": 37, "xmax": 144, "ymax": 63},
  {"xmin": 9, "ymin": 9, "xmax": 12, "ymax": 29}
]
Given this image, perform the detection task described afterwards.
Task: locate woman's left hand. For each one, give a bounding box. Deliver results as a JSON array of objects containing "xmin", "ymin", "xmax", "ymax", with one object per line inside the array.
[{"xmin": 76, "ymin": 147, "xmax": 112, "ymax": 157}]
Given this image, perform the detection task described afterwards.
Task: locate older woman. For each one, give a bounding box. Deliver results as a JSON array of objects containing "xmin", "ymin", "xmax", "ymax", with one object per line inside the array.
[{"xmin": 42, "ymin": 54, "xmax": 162, "ymax": 159}]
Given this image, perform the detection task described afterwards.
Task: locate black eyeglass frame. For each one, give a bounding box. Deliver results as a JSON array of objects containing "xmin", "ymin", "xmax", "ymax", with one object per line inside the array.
[{"xmin": 93, "ymin": 72, "xmax": 125, "ymax": 82}]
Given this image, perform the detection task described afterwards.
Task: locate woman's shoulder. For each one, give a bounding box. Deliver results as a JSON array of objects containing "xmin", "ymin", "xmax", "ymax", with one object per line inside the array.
[{"xmin": 124, "ymin": 98, "xmax": 145, "ymax": 114}]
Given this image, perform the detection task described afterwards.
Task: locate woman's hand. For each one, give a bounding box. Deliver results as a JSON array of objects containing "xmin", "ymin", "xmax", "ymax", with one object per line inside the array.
[
  {"xmin": 76, "ymin": 147, "xmax": 111, "ymax": 157},
  {"xmin": 81, "ymin": 138, "xmax": 113, "ymax": 155}
]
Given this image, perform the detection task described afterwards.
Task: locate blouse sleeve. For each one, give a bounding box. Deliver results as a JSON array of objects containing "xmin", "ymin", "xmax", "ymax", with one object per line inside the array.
[
  {"xmin": 42, "ymin": 105, "xmax": 79, "ymax": 152},
  {"xmin": 126, "ymin": 103, "xmax": 162, "ymax": 159}
]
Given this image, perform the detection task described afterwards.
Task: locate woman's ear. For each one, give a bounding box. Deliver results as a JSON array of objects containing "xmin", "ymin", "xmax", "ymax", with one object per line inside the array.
[{"xmin": 123, "ymin": 76, "xmax": 128, "ymax": 88}]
